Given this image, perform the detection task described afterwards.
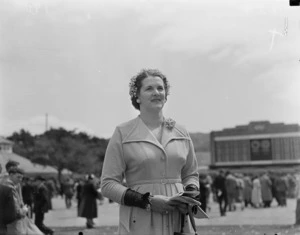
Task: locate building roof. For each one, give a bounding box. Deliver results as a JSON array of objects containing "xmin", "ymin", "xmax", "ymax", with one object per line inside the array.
[
  {"xmin": 0, "ymin": 151, "xmax": 58, "ymax": 174},
  {"xmin": 211, "ymin": 121, "xmax": 300, "ymax": 137},
  {"xmin": 0, "ymin": 136, "xmax": 13, "ymax": 145}
]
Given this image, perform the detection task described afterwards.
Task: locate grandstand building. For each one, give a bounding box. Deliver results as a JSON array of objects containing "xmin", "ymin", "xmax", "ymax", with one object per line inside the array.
[{"xmin": 210, "ymin": 121, "xmax": 300, "ymax": 169}]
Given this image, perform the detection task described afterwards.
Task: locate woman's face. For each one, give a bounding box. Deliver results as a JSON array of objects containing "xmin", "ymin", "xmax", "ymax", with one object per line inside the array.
[{"xmin": 137, "ymin": 76, "xmax": 166, "ymax": 111}]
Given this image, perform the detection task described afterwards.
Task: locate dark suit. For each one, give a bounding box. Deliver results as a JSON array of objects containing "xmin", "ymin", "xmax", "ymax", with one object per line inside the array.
[
  {"xmin": 213, "ymin": 174, "xmax": 228, "ymax": 216},
  {"xmin": 0, "ymin": 184, "xmax": 19, "ymax": 235},
  {"xmin": 78, "ymin": 181, "xmax": 98, "ymax": 219},
  {"xmin": 33, "ymin": 182, "xmax": 53, "ymax": 235}
]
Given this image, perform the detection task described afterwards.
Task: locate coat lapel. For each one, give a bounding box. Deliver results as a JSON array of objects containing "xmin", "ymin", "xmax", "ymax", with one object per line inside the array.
[
  {"xmin": 123, "ymin": 116, "xmax": 190, "ymax": 150},
  {"xmin": 122, "ymin": 116, "xmax": 162, "ymax": 150},
  {"xmin": 161, "ymin": 125, "xmax": 190, "ymax": 148}
]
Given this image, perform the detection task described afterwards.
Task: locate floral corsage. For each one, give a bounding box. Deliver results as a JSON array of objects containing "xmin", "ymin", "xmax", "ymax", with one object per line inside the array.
[{"xmin": 164, "ymin": 118, "xmax": 176, "ymax": 130}]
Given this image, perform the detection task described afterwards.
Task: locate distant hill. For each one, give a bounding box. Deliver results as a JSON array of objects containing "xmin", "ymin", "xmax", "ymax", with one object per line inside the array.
[{"xmin": 189, "ymin": 132, "xmax": 210, "ymax": 152}]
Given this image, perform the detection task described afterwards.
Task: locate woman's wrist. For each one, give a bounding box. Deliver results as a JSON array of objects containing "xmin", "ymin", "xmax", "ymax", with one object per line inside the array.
[
  {"xmin": 123, "ymin": 189, "xmax": 153, "ymax": 210},
  {"xmin": 145, "ymin": 193, "xmax": 153, "ymax": 211},
  {"xmin": 185, "ymin": 184, "xmax": 199, "ymax": 192}
]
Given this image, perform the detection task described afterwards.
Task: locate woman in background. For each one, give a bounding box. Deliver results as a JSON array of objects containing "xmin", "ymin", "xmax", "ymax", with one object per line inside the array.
[
  {"xmin": 251, "ymin": 175, "xmax": 262, "ymax": 208},
  {"xmin": 79, "ymin": 174, "xmax": 99, "ymax": 229}
]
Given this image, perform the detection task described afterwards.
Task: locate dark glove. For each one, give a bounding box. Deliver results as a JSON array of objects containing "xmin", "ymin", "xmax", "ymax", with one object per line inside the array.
[
  {"xmin": 185, "ymin": 184, "xmax": 199, "ymax": 192},
  {"xmin": 123, "ymin": 188, "xmax": 151, "ymax": 209},
  {"xmin": 185, "ymin": 184, "xmax": 200, "ymax": 201}
]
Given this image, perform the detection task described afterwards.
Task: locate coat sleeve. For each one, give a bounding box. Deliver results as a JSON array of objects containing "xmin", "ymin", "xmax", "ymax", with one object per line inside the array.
[
  {"xmin": 101, "ymin": 127, "xmax": 128, "ymax": 204},
  {"xmin": 2, "ymin": 186, "xmax": 19, "ymax": 225},
  {"xmin": 180, "ymin": 131, "xmax": 199, "ymax": 189},
  {"xmin": 8, "ymin": 186, "xmax": 24, "ymax": 223}
]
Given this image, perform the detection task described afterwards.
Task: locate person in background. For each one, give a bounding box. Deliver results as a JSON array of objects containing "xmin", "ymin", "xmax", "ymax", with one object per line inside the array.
[
  {"xmin": 33, "ymin": 176, "xmax": 54, "ymax": 235},
  {"xmin": 0, "ymin": 160, "xmax": 19, "ymax": 184},
  {"xmin": 243, "ymin": 173, "xmax": 253, "ymax": 208},
  {"xmin": 251, "ymin": 174, "xmax": 262, "ymax": 208},
  {"xmin": 22, "ymin": 177, "xmax": 35, "ymax": 218},
  {"xmin": 275, "ymin": 173, "xmax": 288, "ymax": 207},
  {"xmin": 260, "ymin": 172, "xmax": 273, "ymax": 208},
  {"xmin": 75, "ymin": 178, "xmax": 84, "ymax": 215},
  {"xmin": 199, "ymin": 173, "xmax": 210, "ymax": 212},
  {"xmin": 101, "ymin": 69, "xmax": 199, "ymax": 235},
  {"xmin": 213, "ymin": 170, "xmax": 227, "ymax": 216},
  {"xmin": 295, "ymin": 174, "xmax": 300, "ymax": 225},
  {"xmin": 4, "ymin": 167, "xmax": 31, "ymax": 235},
  {"xmin": 0, "ymin": 164, "xmax": 22, "ymax": 235},
  {"xmin": 270, "ymin": 172, "xmax": 280, "ymax": 206},
  {"xmin": 63, "ymin": 178, "xmax": 74, "ymax": 209},
  {"xmin": 235, "ymin": 173, "xmax": 245, "ymax": 211},
  {"xmin": 225, "ymin": 171, "xmax": 237, "ymax": 211},
  {"xmin": 45, "ymin": 178, "xmax": 56, "ymax": 211},
  {"xmin": 78, "ymin": 174, "xmax": 99, "ymax": 229}
]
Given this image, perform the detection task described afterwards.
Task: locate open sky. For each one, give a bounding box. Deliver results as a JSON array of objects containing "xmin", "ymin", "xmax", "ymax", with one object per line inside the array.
[{"xmin": 0, "ymin": 0, "xmax": 300, "ymax": 138}]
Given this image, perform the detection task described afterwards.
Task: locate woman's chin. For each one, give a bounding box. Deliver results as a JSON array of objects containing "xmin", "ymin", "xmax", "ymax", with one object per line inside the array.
[{"xmin": 149, "ymin": 104, "xmax": 164, "ymax": 111}]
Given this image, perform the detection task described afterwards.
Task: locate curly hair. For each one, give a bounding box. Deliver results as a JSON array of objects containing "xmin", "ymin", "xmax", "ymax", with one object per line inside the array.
[{"xmin": 129, "ymin": 69, "xmax": 170, "ymax": 110}]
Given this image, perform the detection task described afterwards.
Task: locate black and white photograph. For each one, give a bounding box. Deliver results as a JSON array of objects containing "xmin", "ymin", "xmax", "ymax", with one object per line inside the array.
[{"xmin": 1, "ymin": 0, "xmax": 300, "ymax": 234}]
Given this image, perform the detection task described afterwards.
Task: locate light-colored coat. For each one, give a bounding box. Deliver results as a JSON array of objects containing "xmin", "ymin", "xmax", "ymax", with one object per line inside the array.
[
  {"xmin": 101, "ymin": 116, "xmax": 199, "ymax": 235},
  {"xmin": 251, "ymin": 178, "xmax": 262, "ymax": 207}
]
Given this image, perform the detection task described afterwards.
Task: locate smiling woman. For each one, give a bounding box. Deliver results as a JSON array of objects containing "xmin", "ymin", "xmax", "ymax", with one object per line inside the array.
[
  {"xmin": 129, "ymin": 69, "xmax": 170, "ymax": 111},
  {"xmin": 101, "ymin": 68, "xmax": 200, "ymax": 235}
]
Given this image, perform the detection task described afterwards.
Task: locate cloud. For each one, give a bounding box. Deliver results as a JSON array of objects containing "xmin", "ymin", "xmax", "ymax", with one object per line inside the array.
[
  {"xmin": 253, "ymin": 61, "xmax": 300, "ymax": 107},
  {"xmin": 133, "ymin": 0, "xmax": 298, "ymax": 63},
  {"xmin": 209, "ymin": 47, "xmax": 233, "ymax": 61}
]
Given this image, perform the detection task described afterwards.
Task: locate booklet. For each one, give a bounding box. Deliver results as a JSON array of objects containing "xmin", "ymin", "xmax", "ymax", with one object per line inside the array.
[{"xmin": 169, "ymin": 192, "xmax": 209, "ymax": 219}]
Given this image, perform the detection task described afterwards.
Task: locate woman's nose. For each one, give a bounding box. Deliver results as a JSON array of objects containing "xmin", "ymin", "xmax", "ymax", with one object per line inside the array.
[{"xmin": 153, "ymin": 89, "xmax": 160, "ymax": 95}]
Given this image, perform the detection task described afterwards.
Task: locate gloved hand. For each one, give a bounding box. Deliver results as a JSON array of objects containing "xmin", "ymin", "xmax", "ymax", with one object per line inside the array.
[{"xmin": 184, "ymin": 184, "xmax": 200, "ymax": 201}]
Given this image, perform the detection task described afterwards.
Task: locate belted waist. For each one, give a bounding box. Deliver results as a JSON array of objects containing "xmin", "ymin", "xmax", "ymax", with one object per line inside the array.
[{"xmin": 127, "ymin": 178, "xmax": 182, "ymax": 187}]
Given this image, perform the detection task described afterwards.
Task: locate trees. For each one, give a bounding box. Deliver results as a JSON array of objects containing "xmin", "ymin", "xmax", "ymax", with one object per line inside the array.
[
  {"xmin": 8, "ymin": 129, "xmax": 35, "ymax": 160},
  {"xmin": 7, "ymin": 128, "xmax": 109, "ymax": 181}
]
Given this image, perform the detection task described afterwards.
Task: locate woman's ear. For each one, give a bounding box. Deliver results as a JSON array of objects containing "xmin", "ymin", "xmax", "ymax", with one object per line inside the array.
[{"xmin": 136, "ymin": 98, "xmax": 140, "ymax": 103}]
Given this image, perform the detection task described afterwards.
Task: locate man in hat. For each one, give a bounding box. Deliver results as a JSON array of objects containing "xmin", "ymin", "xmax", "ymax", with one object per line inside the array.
[
  {"xmin": 0, "ymin": 164, "xmax": 22, "ymax": 234},
  {"xmin": 0, "ymin": 166, "xmax": 28, "ymax": 234},
  {"xmin": 33, "ymin": 176, "xmax": 54, "ymax": 235},
  {"xmin": 0, "ymin": 160, "xmax": 24, "ymax": 208},
  {"xmin": 213, "ymin": 169, "xmax": 228, "ymax": 216},
  {"xmin": 0, "ymin": 160, "xmax": 20, "ymax": 184}
]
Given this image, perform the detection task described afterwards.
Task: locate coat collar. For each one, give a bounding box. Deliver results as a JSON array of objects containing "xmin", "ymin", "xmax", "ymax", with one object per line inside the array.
[
  {"xmin": 122, "ymin": 116, "xmax": 189, "ymax": 149},
  {"xmin": 3, "ymin": 177, "xmax": 16, "ymax": 188}
]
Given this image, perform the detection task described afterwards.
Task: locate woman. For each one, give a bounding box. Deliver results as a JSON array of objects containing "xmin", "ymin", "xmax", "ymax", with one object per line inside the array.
[
  {"xmin": 101, "ymin": 69, "xmax": 199, "ymax": 235},
  {"xmin": 78, "ymin": 174, "xmax": 99, "ymax": 229},
  {"xmin": 251, "ymin": 175, "xmax": 262, "ymax": 208}
]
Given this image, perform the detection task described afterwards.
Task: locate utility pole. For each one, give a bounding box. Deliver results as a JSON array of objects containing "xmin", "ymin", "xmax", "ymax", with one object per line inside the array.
[{"xmin": 45, "ymin": 113, "xmax": 48, "ymax": 132}]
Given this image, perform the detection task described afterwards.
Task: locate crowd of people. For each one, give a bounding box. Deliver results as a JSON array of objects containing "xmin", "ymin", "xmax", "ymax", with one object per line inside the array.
[
  {"xmin": 198, "ymin": 169, "xmax": 298, "ymax": 217},
  {"xmin": 0, "ymin": 160, "xmax": 105, "ymax": 235},
  {"xmin": 0, "ymin": 160, "xmax": 53, "ymax": 235}
]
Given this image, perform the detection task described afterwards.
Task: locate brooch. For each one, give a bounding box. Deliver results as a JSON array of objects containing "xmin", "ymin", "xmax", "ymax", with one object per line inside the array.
[{"xmin": 164, "ymin": 118, "xmax": 176, "ymax": 130}]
